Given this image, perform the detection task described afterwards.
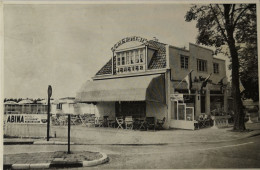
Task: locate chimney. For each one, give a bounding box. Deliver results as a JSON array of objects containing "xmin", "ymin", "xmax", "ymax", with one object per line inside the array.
[{"xmin": 153, "ymin": 37, "xmax": 158, "ymax": 42}]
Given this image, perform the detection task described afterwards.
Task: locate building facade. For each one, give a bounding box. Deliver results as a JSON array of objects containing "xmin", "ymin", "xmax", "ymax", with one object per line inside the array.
[{"xmin": 76, "ymin": 36, "xmax": 229, "ymax": 129}]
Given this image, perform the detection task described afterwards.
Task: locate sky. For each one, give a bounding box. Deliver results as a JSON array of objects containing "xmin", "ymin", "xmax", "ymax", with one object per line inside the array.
[{"xmin": 3, "ymin": 3, "xmax": 230, "ymax": 99}]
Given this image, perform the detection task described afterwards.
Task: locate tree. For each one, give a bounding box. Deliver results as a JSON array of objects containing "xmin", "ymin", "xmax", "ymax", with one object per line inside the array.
[
  {"xmin": 185, "ymin": 4, "xmax": 256, "ymax": 131},
  {"xmin": 237, "ymin": 8, "xmax": 258, "ymax": 102}
]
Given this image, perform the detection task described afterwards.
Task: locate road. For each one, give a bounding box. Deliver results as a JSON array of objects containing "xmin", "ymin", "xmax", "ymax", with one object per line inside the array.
[{"xmin": 4, "ymin": 135, "xmax": 260, "ymax": 169}]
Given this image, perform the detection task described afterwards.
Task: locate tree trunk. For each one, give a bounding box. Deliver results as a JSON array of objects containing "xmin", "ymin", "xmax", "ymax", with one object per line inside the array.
[
  {"xmin": 224, "ymin": 4, "xmax": 246, "ymax": 131},
  {"xmin": 229, "ymin": 43, "xmax": 246, "ymax": 131}
]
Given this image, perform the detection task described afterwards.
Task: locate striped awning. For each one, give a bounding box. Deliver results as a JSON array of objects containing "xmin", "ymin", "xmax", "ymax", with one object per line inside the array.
[{"xmin": 76, "ymin": 74, "xmax": 165, "ymax": 103}]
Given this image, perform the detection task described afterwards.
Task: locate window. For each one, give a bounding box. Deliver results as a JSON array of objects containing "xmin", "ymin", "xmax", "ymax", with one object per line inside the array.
[
  {"xmin": 140, "ymin": 49, "xmax": 144, "ymax": 63},
  {"xmin": 180, "ymin": 55, "xmax": 189, "ymax": 69},
  {"xmin": 126, "ymin": 52, "xmax": 129, "ymax": 65},
  {"xmin": 130, "ymin": 51, "xmax": 134, "ymax": 64},
  {"xmin": 116, "ymin": 48, "xmax": 145, "ymax": 74},
  {"xmin": 213, "ymin": 63, "xmax": 219, "ymax": 74},
  {"xmin": 197, "ymin": 59, "xmax": 207, "ymax": 72},
  {"xmin": 135, "ymin": 50, "xmax": 139, "ymax": 63},
  {"xmin": 56, "ymin": 104, "xmax": 62, "ymax": 110},
  {"xmin": 117, "ymin": 56, "xmax": 121, "ymax": 66},
  {"xmin": 121, "ymin": 52, "xmax": 125, "ymax": 65}
]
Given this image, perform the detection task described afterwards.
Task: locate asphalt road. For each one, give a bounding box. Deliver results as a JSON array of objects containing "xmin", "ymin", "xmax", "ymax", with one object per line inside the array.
[{"xmin": 4, "ymin": 135, "xmax": 260, "ymax": 169}]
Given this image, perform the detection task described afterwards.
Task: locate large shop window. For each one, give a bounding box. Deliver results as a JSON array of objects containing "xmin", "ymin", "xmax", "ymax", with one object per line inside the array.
[
  {"xmin": 116, "ymin": 48, "xmax": 145, "ymax": 74},
  {"xmin": 210, "ymin": 96, "xmax": 224, "ymax": 111},
  {"xmin": 115, "ymin": 101, "xmax": 146, "ymax": 118},
  {"xmin": 197, "ymin": 59, "xmax": 207, "ymax": 72}
]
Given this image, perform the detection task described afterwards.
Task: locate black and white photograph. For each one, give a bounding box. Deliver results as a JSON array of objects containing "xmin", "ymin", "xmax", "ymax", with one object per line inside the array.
[{"xmin": 1, "ymin": 0, "xmax": 260, "ymax": 169}]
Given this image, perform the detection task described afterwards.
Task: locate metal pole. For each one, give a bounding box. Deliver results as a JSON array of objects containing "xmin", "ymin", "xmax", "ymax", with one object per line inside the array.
[
  {"xmin": 47, "ymin": 85, "xmax": 52, "ymax": 141},
  {"xmin": 68, "ymin": 114, "xmax": 71, "ymax": 154},
  {"xmin": 47, "ymin": 96, "xmax": 50, "ymax": 141}
]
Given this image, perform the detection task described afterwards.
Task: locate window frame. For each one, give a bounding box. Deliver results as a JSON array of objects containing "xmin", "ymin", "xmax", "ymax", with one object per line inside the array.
[
  {"xmin": 197, "ymin": 59, "xmax": 207, "ymax": 72},
  {"xmin": 180, "ymin": 55, "xmax": 189, "ymax": 69},
  {"xmin": 213, "ymin": 62, "xmax": 219, "ymax": 74}
]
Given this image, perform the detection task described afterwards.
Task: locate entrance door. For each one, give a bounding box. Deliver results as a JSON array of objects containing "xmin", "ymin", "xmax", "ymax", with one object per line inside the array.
[
  {"xmin": 171, "ymin": 100, "xmax": 178, "ymax": 120},
  {"xmin": 201, "ymin": 96, "xmax": 205, "ymax": 113}
]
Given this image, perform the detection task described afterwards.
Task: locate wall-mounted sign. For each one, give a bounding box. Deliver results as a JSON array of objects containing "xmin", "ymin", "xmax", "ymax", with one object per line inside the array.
[
  {"xmin": 111, "ymin": 36, "xmax": 148, "ymax": 52},
  {"xmin": 170, "ymin": 93, "xmax": 184, "ymax": 101},
  {"xmin": 5, "ymin": 114, "xmax": 47, "ymax": 124}
]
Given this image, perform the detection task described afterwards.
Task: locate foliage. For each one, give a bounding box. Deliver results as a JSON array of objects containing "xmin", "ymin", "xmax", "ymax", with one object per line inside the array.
[{"xmin": 185, "ymin": 4, "xmax": 257, "ymax": 131}]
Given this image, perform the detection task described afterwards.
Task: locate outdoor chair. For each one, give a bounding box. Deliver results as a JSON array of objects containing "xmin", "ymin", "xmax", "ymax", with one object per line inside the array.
[
  {"xmin": 138, "ymin": 118, "xmax": 146, "ymax": 130},
  {"xmin": 203, "ymin": 114, "xmax": 211, "ymax": 127},
  {"xmin": 79, "ymin": 114, "xmax": 88, "ymax": 126},
  {"xmin": 97, "ymin": 117, "xmax": 104, "ymax": 127},
  {"xmin": 58, "ymin": 116, "xmax": 67, "ymax": 126},
  {"xmin": 51, "ymin": 116, "xmax": 59, "ymax": 126},
  {"xmin": 108, "ymin": 119, "xmax": 116, "ymax": 128},
  {"xmin": 116, "ymin": 117, "xmax": 124, "ymax": 129},
  {"xmin": 125, "ymin": 116, "xmax": 133, "ymax": 130},
  {"xmin": 71, "ymin": 115, "xmax": 80, "ymax": 125},
  {"xmin": 156, "ymin": 117, "xmax": 166, "ymax": 130},
  {"xmin": 146, "ymin": 117, "xmax": 155, "ymax": 131},
  {"xmin": 87, "ymin": 115, "xmax": 96, "ymax": 127}
]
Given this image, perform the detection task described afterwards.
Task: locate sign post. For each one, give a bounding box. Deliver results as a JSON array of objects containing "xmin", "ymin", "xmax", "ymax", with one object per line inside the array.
[
  {"xmin": 47, "ymin": 85, "xmax": 52, "ymax": 141},
  {"xmin": 68, "ymin": 114, "xmax": 71, "ymax": 154}
]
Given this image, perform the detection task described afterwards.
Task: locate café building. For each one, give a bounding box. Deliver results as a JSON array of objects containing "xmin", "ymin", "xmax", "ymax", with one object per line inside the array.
[{"xmin": 76, "ymin": 36, "xmax": 229, "ymax": 129}]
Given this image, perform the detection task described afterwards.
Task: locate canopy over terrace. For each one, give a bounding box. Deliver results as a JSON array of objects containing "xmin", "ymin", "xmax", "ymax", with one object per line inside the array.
[{"xmin": 76, "ymin": 74, "xmax": 165, "ymax": 103}]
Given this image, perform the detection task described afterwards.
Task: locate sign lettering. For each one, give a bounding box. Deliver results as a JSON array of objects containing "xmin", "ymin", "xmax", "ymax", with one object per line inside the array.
[
  {"xmin": 111, "ymin": 36, "xmax": 148, "ymax": 51},
  {"xmin": 5, "ymin": 114, "xmax": 47, "ymax": 124}
]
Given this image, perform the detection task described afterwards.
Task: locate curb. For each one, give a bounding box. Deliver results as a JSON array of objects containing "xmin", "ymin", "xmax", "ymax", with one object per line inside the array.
[
  {"xmin": 33, "ymin": 141, "xmax": 75, "ymax": 145},
  {"xmin": 5, "ymin": 152, "xmax": 109, "ymax": 169},
  {"xmin": 4, "ymin": 140, "xmax": 75, "ymax": 145},
  {"xmin": 82, "ymin": 152, "xmax": 109, "ymax": 167},
  {"xmin": 4, "ymin": 141, "xmax": 34, "ymax": 145}
]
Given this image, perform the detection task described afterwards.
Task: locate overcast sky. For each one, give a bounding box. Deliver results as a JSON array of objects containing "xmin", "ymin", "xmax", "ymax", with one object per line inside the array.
[{"xmin": 4, "ymin": 3, "xmax": 230, "ymax": 99}]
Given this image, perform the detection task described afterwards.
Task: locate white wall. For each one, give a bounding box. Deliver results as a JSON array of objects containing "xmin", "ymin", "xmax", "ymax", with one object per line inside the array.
[
  {"xmin": 73, "ymin": 103, "xmax": 97, "ymax": 115},
  {"xmin": 96, "ymin": 102, "xmax": 116, "ymax": 119}
]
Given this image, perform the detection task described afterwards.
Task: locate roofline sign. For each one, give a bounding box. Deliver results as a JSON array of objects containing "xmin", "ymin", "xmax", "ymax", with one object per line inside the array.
[{"xmin": 111, "ymin": 36, "xmax": 148, "ymax": 52}]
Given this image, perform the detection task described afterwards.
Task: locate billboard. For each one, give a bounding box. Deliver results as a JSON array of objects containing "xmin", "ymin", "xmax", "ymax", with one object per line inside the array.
[{"xmin": 5, "ymin": 114, "xmax": 47, "ymax": 124}]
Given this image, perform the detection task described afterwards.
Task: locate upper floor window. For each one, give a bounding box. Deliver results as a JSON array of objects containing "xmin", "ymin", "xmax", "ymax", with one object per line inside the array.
[
  {"xmin": 180, "ymin": 55, "xmax": 189, "ymax": 69},
  {"xmin": 117, "ymin": 56, "xmax": 121, "ymax": 66},
  {"xmin": 213, "ymin": 63, "xmax": 219, "ymax": 74},
  {"xmin": 116, "ymin": 48, "xmax": 146, "ymax": 74},
  {"xmin": 197, "ymin": 59, "xmax": 207, "ymax": 72},
  {"xmin": 56, "ymin": 103, "xmax": 62, "ymax": 110},
  {"xmin": 121, "ymin": 52, "xmax": 125, "ymax": 65},
  {"xmin": 126, "ymin": 52, "xmax": 129, "ymax": 65},
  {"xmin": 130, "ymin": 51, "xmax": 134, "ymax": 64},
  {"xmin": 140, "ymin": 49, "xmax": 144, "ymax": 63},
  {"xmin": 135, "ymin": 50, "xmax": 139, "ymax": 63}
]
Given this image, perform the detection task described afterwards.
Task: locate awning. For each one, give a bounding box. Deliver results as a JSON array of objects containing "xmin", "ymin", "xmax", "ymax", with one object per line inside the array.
[{"xmin": 76, "ymin": 74, "xmax": 165, "ymax": 103}]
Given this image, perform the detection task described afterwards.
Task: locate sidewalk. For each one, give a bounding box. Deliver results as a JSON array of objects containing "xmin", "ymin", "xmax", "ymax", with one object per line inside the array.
[
  {"xmin": 4, "ymin": 122, "xmax": 260, "ymax": 145},
  {"xmin": 4, "ymin": 151, "xmax": 108, "ymax": 169}
]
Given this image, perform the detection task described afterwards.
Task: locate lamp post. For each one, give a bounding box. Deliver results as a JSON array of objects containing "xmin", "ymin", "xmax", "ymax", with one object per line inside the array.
[{"xmin": 47, "ymin": 85, "xmax": 52, "ymax": 141}]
